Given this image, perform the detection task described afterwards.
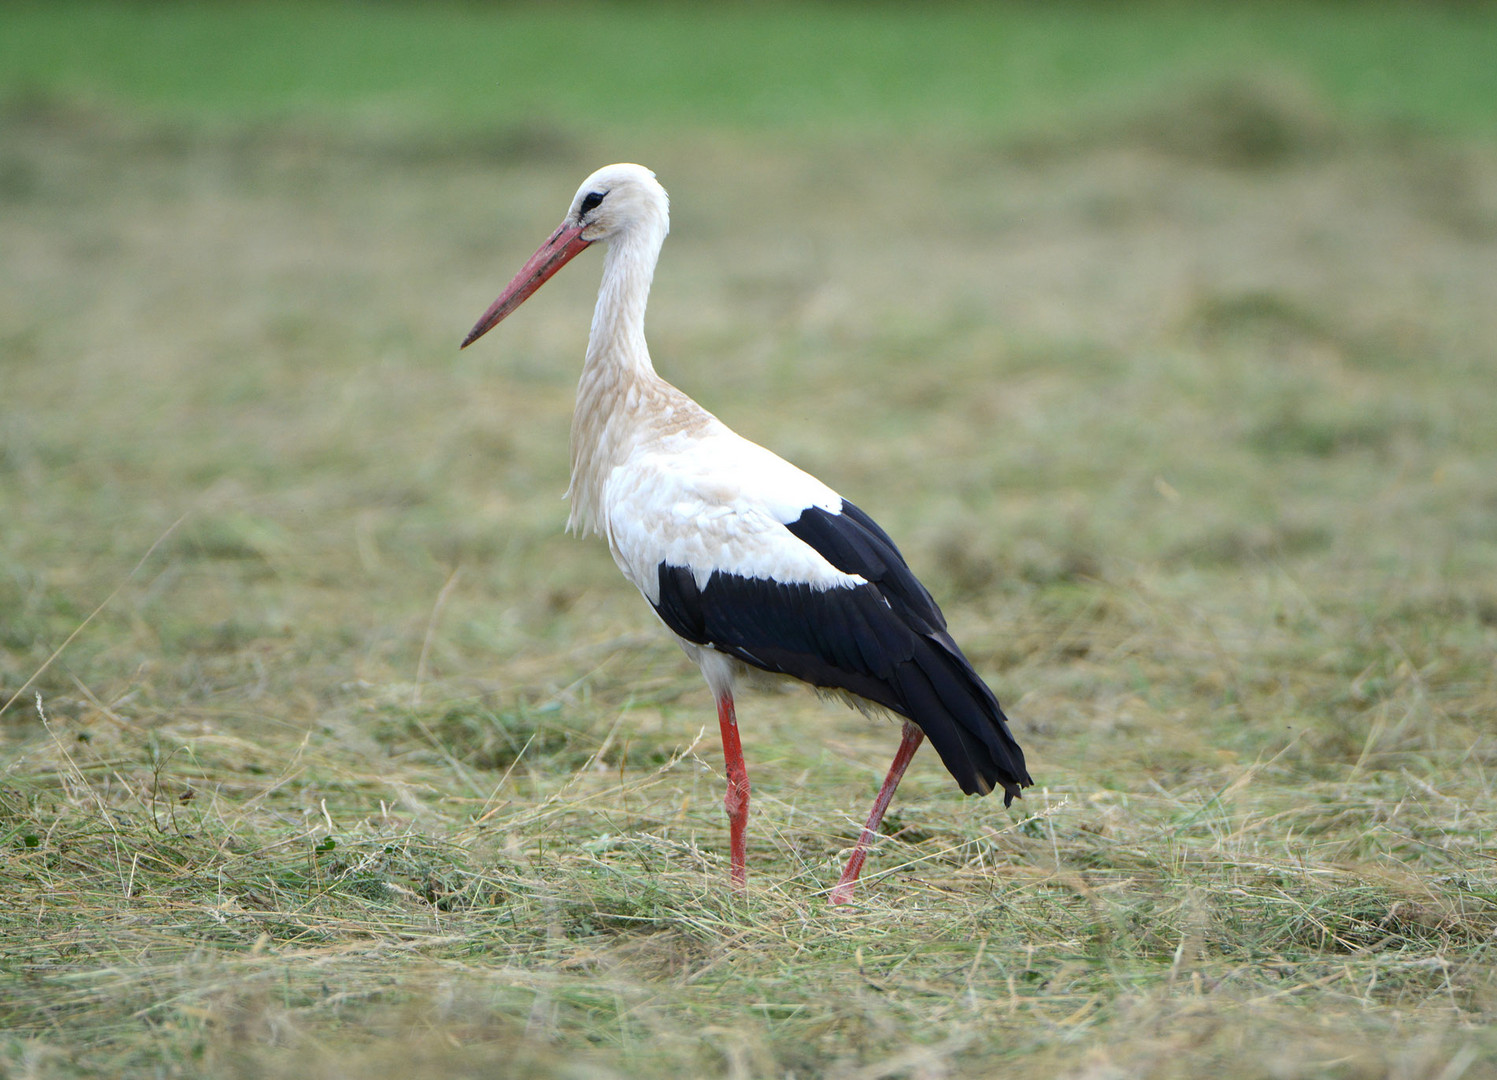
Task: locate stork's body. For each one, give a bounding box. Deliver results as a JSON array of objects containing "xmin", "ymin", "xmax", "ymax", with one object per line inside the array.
[{"xmin": 464, "ymin": 164, "xmax": 1031, "ymax": 903}]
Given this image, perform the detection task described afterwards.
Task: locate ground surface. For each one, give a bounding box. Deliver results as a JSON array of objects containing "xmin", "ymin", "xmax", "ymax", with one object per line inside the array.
[{"xmin": 3, "ymin": 4, "xmax": 1497, "ymax": 1078}]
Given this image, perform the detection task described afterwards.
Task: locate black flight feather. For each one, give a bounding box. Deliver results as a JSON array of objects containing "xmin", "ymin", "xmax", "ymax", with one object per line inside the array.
[{"xmin": 650, "ymin": 502, "xmax": 1032, "ymax": 802}]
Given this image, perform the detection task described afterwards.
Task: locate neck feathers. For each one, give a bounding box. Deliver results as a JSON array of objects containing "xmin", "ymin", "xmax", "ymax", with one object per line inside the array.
[
  {"xmin": 585, "ymin": 228, "xmax": 660, "ymax": 370},
  {"xmin": 567, "ymin": 219, "xmax": 679, "ymax": 535}
]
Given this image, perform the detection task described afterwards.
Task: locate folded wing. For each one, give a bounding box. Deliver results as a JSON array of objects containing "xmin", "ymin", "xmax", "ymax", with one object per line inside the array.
[{"xmin": 647, "ymin": 497, "xmax": 1032, "ymax": 802}]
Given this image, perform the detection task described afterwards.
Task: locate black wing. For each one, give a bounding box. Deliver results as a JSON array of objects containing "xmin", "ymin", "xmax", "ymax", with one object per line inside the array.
[{"xmin": 651, "ymin": 501, "xmax": 1031, "ymax": 802}]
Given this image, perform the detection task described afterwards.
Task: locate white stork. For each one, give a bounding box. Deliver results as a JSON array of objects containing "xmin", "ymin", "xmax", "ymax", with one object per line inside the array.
[{"xmin": 462, "ymin": 163, "xmax": 1031, "ymax": 904}]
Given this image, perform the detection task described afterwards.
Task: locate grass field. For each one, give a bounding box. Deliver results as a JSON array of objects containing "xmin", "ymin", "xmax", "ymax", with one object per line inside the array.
[{"xmin": 3, "ymin": 3, "xmax": 1497, "ymax": 1077}]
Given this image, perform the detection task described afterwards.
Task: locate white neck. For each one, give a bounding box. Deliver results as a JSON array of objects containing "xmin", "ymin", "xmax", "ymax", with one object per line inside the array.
[
  {"xmin": 583, "ymin": 226, "xmax": 662, "ymax": 376},
  {"xmin": 567, "ymin": 220, "xmax": 673, "ymax": 534}
]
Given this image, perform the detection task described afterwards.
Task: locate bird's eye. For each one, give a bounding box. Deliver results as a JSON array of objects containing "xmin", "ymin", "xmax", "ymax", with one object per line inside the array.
[{"xmin": 579, "ymin": 191, "xmax": 606, "ymax": 215}]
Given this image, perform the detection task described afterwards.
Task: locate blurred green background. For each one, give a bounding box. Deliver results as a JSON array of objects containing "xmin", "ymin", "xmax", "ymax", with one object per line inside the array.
[{"xmin": 4, "ymin": 1, "xmax": 1497, "ymax": 136}]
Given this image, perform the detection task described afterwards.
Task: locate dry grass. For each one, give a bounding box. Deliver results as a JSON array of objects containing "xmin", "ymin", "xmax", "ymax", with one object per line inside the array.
[{"xmin": 3, "ymin": 78, "xmax": 1497, "ymax": 1077}]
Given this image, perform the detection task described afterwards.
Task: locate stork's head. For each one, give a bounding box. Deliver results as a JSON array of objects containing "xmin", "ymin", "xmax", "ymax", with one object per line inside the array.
[
  {"xmin": 569, "ymin": 163, "xmax": 669, "ymax": 245},
  {"xmin": 462, "ymin": 163, "xmax": 669, "ymax": 349}
]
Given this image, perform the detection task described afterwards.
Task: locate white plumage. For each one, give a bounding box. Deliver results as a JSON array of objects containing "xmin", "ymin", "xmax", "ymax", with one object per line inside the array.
[
  {"xmin": 463, "ymin": 163, "xmax": 1030, "ymax": 903},
  {"xmin": 605, "ymin": 436, "xmax": 859, "ymax": 602}
]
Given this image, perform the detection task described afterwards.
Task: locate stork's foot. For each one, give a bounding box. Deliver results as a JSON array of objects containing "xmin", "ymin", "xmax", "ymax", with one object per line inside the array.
[
  {"xmin": 828, "ymin": 873, "xmax": 859, "ymax": 906},
  {"xmin": 829, "ymin": 837, "xmax": 871, "ymax": 905},
  {"xmin": 725, "ymin": 777, "xmax": 749, "ymax": 892},
  {"xmin": 828, "ymin": 721, "xmax": 925, "ymax": 906},
  {"xmin": 717, "ymin": 691, "xmax": 750, "ymax": 892}
]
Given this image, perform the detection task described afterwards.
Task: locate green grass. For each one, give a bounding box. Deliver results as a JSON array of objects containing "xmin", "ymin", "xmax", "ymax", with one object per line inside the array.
[
  {"xmin": 4, "ymin": 3, "xmax": 1497, "ymax": 1077},
  {"xmin": 2, "ymin": 1, "xmax": 1497, "ymax": 137}
]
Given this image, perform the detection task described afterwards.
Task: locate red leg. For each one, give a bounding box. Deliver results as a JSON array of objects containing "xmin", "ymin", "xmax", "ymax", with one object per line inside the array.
[
  {"xmin": 716, "ymin": 691, "xmax": 750, "ymax": 890},
  {"xmin": 830, "ymin": 721, "xmax": 924, "ymax": 905}
]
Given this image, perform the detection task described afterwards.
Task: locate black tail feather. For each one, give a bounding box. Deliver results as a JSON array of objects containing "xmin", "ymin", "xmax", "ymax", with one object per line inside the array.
[
  {"xmin": 652, "ymin": 498, "xmax": 1034, "ymax": 802},
  {"xmin": 896, "ymin": 632, "xmax": 1030, "ymax": 801}
]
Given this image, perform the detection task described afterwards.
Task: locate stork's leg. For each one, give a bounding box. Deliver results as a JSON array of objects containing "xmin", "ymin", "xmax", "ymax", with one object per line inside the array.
[
  {"xmin": 716, "ymin": 691, "xmax": 750, "ymax": 889},
  {"xmin": 829, "ymin": 721, "xmax": 925, "ymax": 905}
]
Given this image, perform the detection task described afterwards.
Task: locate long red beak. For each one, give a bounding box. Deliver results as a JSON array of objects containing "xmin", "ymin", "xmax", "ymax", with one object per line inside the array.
[{"xmin": 461, "ymin": 221, "xmax": 592, "ymax": 349}]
